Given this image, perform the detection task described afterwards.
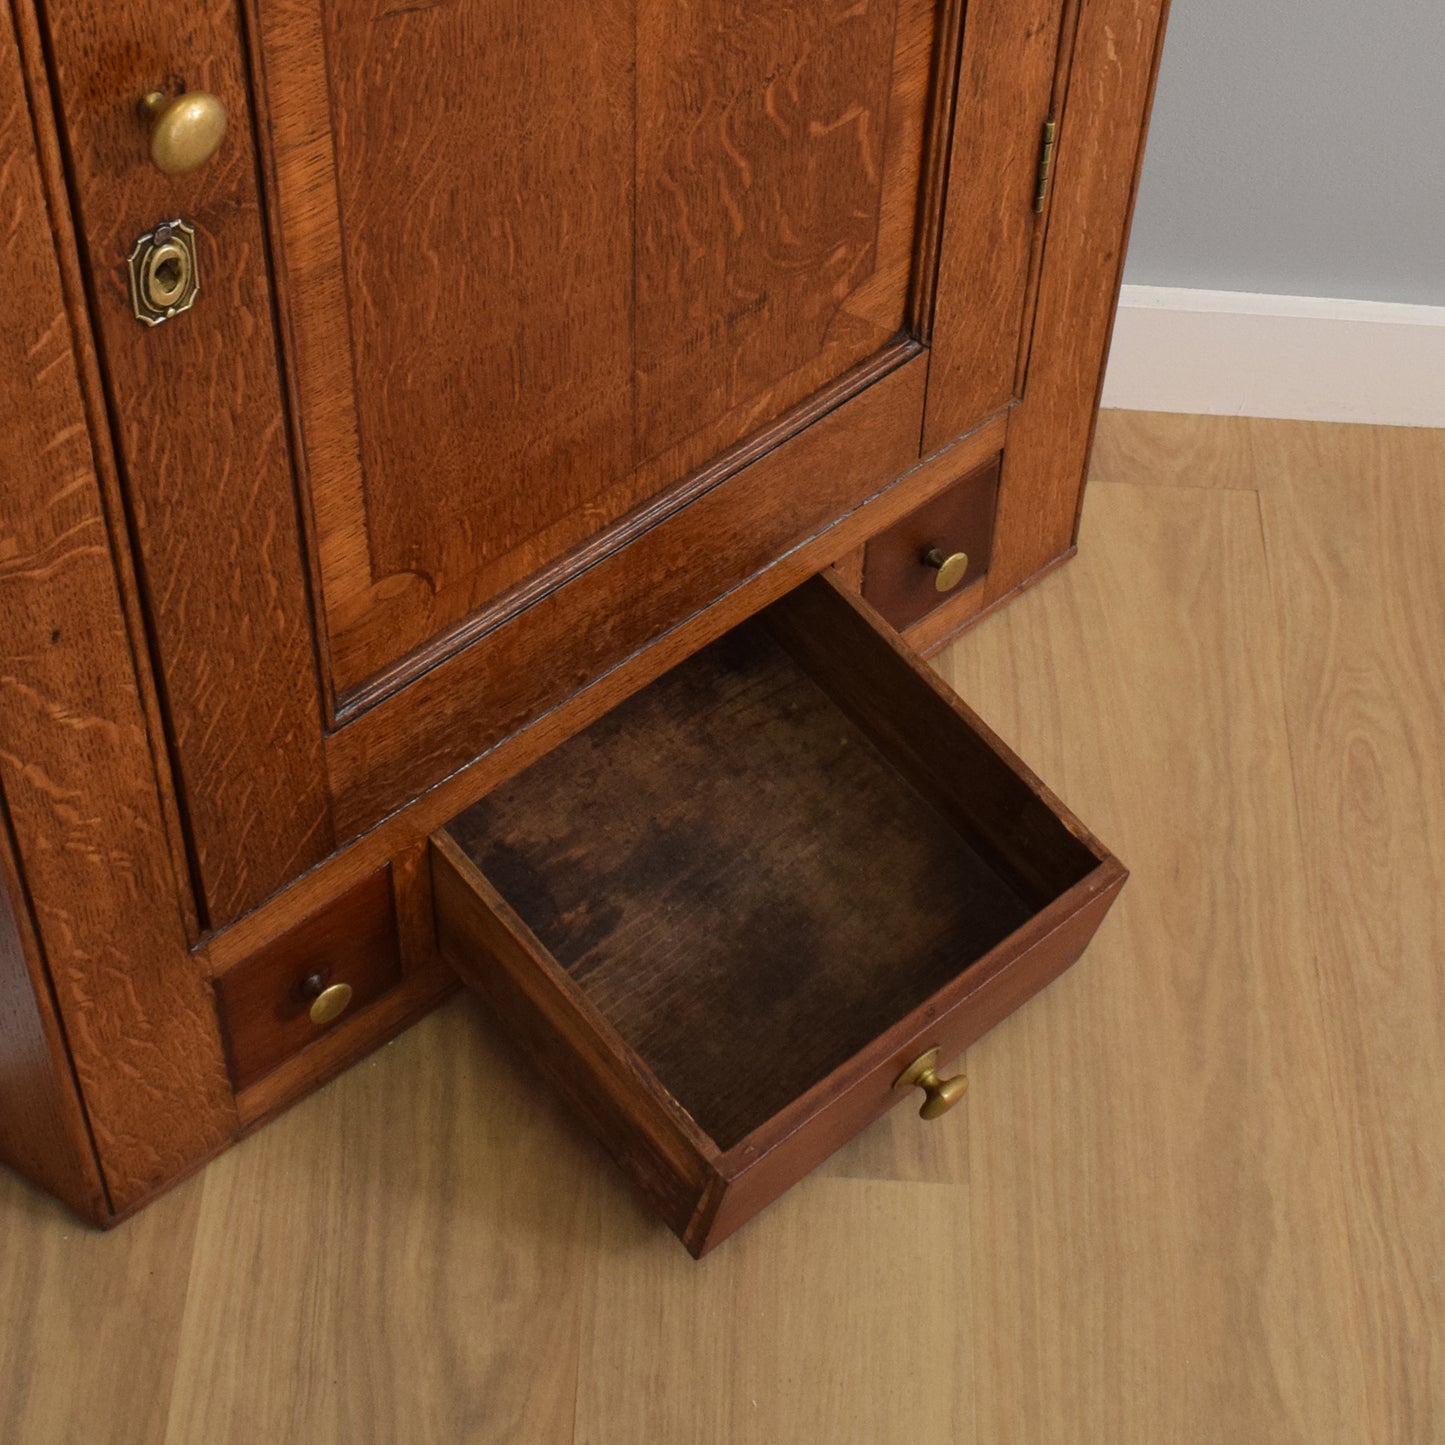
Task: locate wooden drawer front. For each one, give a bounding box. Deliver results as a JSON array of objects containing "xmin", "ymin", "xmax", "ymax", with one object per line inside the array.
[
  {"xmin": 432, "ymin": 574, "xmax": 1124, "ymax": 1255},
  {"xmin": 861, "ymin": 454, "xmax": 1001, "ymax": 631},
  {"xmin": 214, "ymin": 867, "xmax": 403, "ymax": 1092}
]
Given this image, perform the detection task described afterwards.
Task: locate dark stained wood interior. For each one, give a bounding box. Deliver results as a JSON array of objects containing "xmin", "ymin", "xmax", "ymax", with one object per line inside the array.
[{"xmin": 445, "ymin": 594, "xmax": 1094, "ymax": 1150}]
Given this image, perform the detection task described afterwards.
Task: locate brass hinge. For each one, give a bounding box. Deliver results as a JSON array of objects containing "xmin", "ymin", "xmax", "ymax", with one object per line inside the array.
[{"xmin": 1033, "ymin": 117, "xmax": 1058, "ymax": 213}]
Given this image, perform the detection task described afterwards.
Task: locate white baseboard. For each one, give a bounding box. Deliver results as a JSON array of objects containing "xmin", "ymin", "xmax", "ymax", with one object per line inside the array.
[{"xmin": 1102, "ymin": 285, "xmax": 1445, "ymax": 427}]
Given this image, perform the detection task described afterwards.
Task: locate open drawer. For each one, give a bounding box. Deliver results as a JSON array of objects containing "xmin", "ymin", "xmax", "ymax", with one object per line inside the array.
[{"xmin": 430, "ymin": 573, "xmax": 1125, "ymax": 1255}]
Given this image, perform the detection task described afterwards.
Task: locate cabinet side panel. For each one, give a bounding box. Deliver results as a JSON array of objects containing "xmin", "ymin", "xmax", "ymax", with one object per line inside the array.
[
  {"xmin": 921, "ymin": 0, "xmax": 1068, "ymax": 446},
  {"xmin": 0, "ymin": 795, "xmax": 105, "ymax": 1219},
  {"xmin": 0, "ymin": 0, "xmax": 238, "ymax": 1211},
  {"xmin": 984, "ymin": 0, "xmax": 1172, "ymax": 598},
  {"xmin": 33, "ymin": 0, "xmax": 334, "ymax": 927}
]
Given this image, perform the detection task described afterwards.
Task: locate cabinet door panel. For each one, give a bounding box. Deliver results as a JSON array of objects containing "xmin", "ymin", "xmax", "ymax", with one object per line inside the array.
[
  {"xmin": 40, "ymin": 0, "xmax": 1069, "ymax": 926},
  {"xmin": 256, "ymin": 0, "xmax": 940, "ymax": 701}
]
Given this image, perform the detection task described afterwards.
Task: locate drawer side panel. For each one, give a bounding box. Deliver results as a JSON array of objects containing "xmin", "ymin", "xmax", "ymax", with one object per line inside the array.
[{"xmin": 431, "ymin": 836, "xmax": 717, "ymax": 1240}]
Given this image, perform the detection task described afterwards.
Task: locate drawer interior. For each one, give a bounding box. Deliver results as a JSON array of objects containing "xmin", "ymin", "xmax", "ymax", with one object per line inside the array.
[{"xmin": 442, "ymin": 581, "xmax": 1101, "ymax": 1152}]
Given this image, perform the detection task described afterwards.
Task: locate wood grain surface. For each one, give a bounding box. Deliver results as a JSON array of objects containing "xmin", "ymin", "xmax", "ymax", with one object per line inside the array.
[
  {"xmin": 253, "ymin": 0, "xmax": 937, "ymax": 694},
  {"xmin": 33, "ymin": 0, "xmax": 334, "ymax": 926},
  {"xmin": 1092, "ymin": 411, "xmax": 1445, "ymax": 1443},
  {"xmin": 923, "ymin": 0, "xmax": 1070, "ymax": 442},
  {"xmin": 323, "ymin": 356, "xmax": 930, "ymax": 838},
  {"xmin": 978, "ymin": 0, "xmax": 1170, "ymax": 604},
  {"xmin": 0, "ymin": 8, "xmax": 103, "ymax": 1211},
  {"xmin": 0, "ymin": 413, "xmax": 1438, "ymax": 1441},
  {"xmin": 0, "ymin": 1, "xmax": 237, "ymax": 1214},
  {"xmin": 941, "ymin": 456, "xmax": 1371, "ymax": 1443}
]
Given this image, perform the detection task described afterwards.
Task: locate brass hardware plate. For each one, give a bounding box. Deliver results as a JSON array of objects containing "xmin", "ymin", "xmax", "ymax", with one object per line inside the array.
[
  {"xmin": 127, "ymin": 218, "xmax": 199, "ymax": 326},
  {"xmin": 1033, "ymin": 117, "xmax": 1058, "ymax": 214}
]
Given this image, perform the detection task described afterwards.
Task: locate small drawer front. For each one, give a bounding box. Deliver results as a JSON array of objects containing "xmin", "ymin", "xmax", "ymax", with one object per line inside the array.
[
  {"xmin": 861, "ymin": 454, "xmax": 1001, "ymax": 631},
  {"xmin": 214, "ymin": 866, "xmax": 403, "ymax": 1092},
  {"xmin": 433, "ymin": 574, "xmax": 1124, "ymax": 1256}
]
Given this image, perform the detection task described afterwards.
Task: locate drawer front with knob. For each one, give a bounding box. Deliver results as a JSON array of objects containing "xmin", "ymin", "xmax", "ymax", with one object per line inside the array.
[
  {"xmin": 431, "ymin": 574, "xmax": 1125, "ymax": 1255},
  {"xmin": 861, "ymin": 453, "xmax": 1002, "ymax": 633},
  {"xmin": 213, "ymin": 866, "xmax": 403, "ymax": 1093}
]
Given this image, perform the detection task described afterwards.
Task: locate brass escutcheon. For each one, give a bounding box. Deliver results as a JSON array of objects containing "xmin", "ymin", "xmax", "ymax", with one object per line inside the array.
[{"xmin": 127, "ymin": 219, "xmax": 200, "ymax": 326}]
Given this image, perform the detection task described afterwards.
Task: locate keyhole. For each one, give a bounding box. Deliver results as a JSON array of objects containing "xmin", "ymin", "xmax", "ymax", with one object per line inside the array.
[
  {"xmin": 144, "ymin": 242, "xmax": 190, "ymax": 308},
  {"xmin": 128, "ymin": 221, "xmax": 199, "ymax": 325}
]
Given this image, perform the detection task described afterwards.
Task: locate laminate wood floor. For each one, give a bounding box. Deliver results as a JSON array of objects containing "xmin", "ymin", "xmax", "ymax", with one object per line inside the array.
[{"xmin": 2, "ymin": 411, "xmax": 1441, "ymax": 1443}]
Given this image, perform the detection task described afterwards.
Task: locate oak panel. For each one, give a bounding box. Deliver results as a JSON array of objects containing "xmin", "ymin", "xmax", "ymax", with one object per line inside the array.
[
  {"xmin": 0, "ymin": 56, "xmax": 101, "ymax": 1202},
  {"xmin": 35, "ymin": 0, "xmax": 334, "ymax": 925},
  {"xmin": 316, "ymin": 0, "xmax": 635, "ymax": 662},
  {"xmin": 324, "ymin": 355, "xmax": 929, "ymax": 840},
  {"xmin": 254, "ymin": 0, "xmax": 936, "ymax": 696},
  {"xmin": 0, "ymin": 2, "xmax": 237, "ymax": 1213},
  {"xmin": 632, "ymin": 0, "xmax": 926, "ymax": 460}
]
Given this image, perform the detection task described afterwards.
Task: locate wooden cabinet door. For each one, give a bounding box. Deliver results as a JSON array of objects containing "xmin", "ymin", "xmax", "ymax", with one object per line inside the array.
[
  {"xmin": 40, "ymin": 0, "xmax": 1075, "ymax": 924},
  {"xmin": 253, "ymin": 0, "xmax": 1064, "ymax": 704}
]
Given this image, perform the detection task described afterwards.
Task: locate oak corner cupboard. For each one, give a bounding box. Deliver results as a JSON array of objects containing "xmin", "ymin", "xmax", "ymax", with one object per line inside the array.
[{"xmin": 0, "ymin": 0, "xmax": 1169, "ymax": 1251}]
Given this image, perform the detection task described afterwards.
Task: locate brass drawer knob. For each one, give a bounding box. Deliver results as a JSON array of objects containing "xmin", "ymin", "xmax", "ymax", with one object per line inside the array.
[
  {"xmin": 300, "ymin": 972, "xmax": 353, "ymax": 1027},
  {"xmin": 138, "ymin": 90, "xmax": 228, "ymax": 175},
  {"xmin": 923, "ymin": 546, "xmax": 970, "ymax": 593},
  {"xmin": 896, "ymin": 1047, "xmax": 967, "ymax": 1120}
]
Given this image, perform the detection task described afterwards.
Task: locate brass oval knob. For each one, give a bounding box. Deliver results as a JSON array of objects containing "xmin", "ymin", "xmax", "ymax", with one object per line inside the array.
[
  {"xmin": 138, "ymin": 90, "xmax": 228, "ymax": 175},
  {"xmin": 896, "ymin": 1047, "xmax": 967, "ymax": 1120},
  {"xmin": 923, "ymin": 546, "xmax": 970, "ymax": 593},
  {"xmin": 300, "ymin": 972, "xmax": 353, "ymax": 1027}
]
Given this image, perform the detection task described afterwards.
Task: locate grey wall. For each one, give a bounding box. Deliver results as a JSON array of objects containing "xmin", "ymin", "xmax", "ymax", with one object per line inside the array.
[{"xmin": 1123, "ymin": 0, "xmax": 1445, "ymax": 305}]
